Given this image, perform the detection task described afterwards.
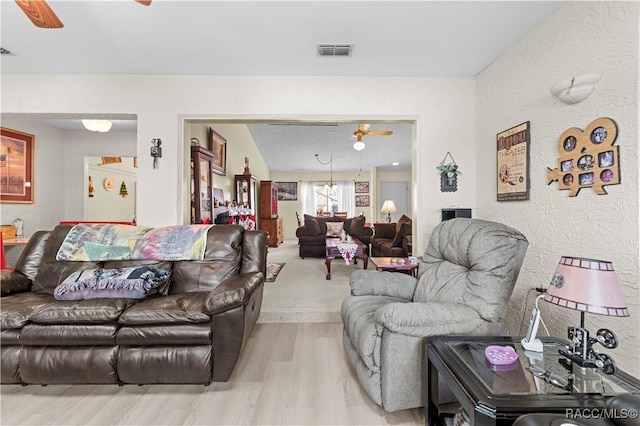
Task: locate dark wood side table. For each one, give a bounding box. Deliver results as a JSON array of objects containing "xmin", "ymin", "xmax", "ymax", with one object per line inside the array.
[{"xmin": 425, "ymin": 336, "xmax": 640, "ymax": 426}]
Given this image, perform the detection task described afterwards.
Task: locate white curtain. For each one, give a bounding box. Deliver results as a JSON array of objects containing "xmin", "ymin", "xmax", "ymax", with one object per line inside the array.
[
  {"xmin": 337, "ymin": 180, "xmax": 355, "ymax": 217},
  {"xmin": 300, "ymin": 181, "xmax": 315, "ymax": 216},
  {"xmin": 300, "ymin": 180, "xmax": 354, "ymax": 217}
]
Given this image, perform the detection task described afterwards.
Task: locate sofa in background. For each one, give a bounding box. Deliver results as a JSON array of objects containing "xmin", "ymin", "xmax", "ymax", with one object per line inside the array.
[
  {"xmin": 342, "ymin": 218, "xmax": 528, "ymax": 412},
  {"xmin": 370, "ymin": 214, "xmax": 412, "ymax": 257},
  {"xmin": 296, "ymin": 214, "xmax": 373, "ymax": 258},
  {"xmin": 1, "ymin": 224, "xmax": 267, "ymax": 385}
]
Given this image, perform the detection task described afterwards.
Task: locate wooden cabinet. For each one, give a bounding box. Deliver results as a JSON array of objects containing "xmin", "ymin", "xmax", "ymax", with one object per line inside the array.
[
  {"xmin": 190, "ymin": 146, "xmax": 215, "ymax": 224},
  {"xmin": 259, "ymin": 181, "xmax": 282, "ymax": 247},
  {"xmin": 259, "ymin": 180, "xmax": 278, "ymax": 218},
  {"xmin": 262, "ymin": 216, "xmax": 283, "ymax": 247},
  {"xmin": 234, "ymin": 174, "xmax": 257, "ymax": 214}
]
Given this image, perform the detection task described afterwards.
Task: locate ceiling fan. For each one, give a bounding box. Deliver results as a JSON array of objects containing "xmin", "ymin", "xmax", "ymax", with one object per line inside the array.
[
  {"xmin": 350, "ymin": 123, "xmax": 393, "ymax": 151},
  {"xmin": 15, "ymin": 0, "xmax": 151, "ymax": 29}
]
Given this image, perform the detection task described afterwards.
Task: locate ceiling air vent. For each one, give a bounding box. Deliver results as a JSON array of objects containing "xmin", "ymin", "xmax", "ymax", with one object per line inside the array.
[
  {"xmin": 317, "ymin": 44, "xmax": 352, "ymax": 57},
  {"xmin": 0, "ymin": 47, "xmax": 11, "ymax": 55}
]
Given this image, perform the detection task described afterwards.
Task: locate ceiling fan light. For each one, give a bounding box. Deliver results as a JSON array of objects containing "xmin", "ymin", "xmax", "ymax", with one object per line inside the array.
[
  {"xmin": 82, "ymin": 119, "xmax": 113, "ymax": 132},
  {"xmin": 353, "ymin": 141, "xmax": 366, "ymax": 151}
]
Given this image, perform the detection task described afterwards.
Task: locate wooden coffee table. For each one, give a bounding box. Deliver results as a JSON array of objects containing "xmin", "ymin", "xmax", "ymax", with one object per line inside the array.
[
  {"xmin": 370, "ymin": 257, "xmax": 419, "ymax": 277},
  {"xmin": 325, "ymin": 238, "xmax": 368, "ymax": 280}
]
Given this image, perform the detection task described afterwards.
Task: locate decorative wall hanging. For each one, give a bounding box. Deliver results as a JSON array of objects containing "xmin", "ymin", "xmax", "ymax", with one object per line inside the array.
[
  {"xmin": 88, "ymin": 176, "xmax": 95, "ymax": 197},
  {"xmin": 497, "ymin": 122, "xmax": 530, "ymax": 201},
  {"xmin": 104, "ymin": 177, "xmax": 115, "ymax": 191},
  {"xmin": 437, "ymin": 151, "xmax": 460, "ymax": 193},
  {"xmin": 208, "ymin": 127, "xmax": 227, "ymax": 176},
  {"xmin": 355, "ymin": 195, "xmax": 370, "ymax": 207},
  {"xmin": 0, "ymin": 127, "xmax": 34, "ymax": 204},
  {"xmin": 547, "ymin": 117, "xmax": 619, "ymax": 197},
  {"xmin": 119, "ymin": 181, "xmax": 128, "ymax": 197},
  {"xmin": 355, "ymin": 181, "xmax": 369, "ymax": 193}
]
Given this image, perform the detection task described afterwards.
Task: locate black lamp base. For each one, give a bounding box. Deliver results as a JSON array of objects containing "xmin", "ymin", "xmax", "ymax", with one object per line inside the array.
[{"xmin": 560, "ymin": 326, "xmax": 618, "ymax": 375}]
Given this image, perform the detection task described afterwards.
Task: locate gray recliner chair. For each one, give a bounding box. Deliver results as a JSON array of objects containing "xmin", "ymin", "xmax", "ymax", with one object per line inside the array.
[{"xmin": 341, "ymin": 218, "xmax": 529, "ymax": 412}]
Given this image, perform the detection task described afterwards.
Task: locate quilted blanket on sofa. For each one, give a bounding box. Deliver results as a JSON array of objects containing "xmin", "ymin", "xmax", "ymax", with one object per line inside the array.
[{"xmin": 56, "ymin": 224, "xmax": 213, "ymax": 261}]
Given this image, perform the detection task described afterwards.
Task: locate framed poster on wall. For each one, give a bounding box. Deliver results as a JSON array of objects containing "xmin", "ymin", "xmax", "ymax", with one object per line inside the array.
[
  {"xmin": 497, "ymin": 121, "xmax": 530, "ymax": 201},
  {"xmin": 355, "ymin": 181, "xmax": 369, "ymax": 193},
  {"xmin": 355, "ymin": 195, "xmax": 370, "ymax": 207},
  {"xmin": 1, "ymin": 127, "xmax": 34, "ymax": 204}
]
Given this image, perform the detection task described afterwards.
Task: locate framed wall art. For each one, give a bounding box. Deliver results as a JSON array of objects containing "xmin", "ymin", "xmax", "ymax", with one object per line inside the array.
[
  {"xmin": 497, "ymin": 121, "xmax": 530, "ymax": 201},
  {"xmin": 547, "ymin": 117, "xmax": 620, "ymax": 197},
  {"xmin": 208, "ymin": 127, "xmax": 227, "ymax": 176},
  {"xmin": 355, "ymin": 195, "xmax": 370, "ymax": 207},
  {"xmin": 276, "ymin": 182, "xmax": 298, "ymax": 200},
  {"xmin": 1, "ymin": 127, "xmax": 34, "ymax": 204},
  {"xmin": 355, "ymin": 181, "xmax": 369, "ymax": 193}
]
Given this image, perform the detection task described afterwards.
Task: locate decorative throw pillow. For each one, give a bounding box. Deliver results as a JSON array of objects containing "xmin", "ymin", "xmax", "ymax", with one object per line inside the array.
[
  {"xmin": 395, "ymin": 214, "xmax": 412, "ymax": 234},
  {"xmin": 53, "ymin": 265, "xmax": 172, "ymax": 301},
  {"xmin": 347, "ymin": 216, "xmax": 365, "ymax": 237},
  {"xmin": 326, "ymin": 222, "xmax": 344, "ymax": 236},
  {"xmin": 392, "ymin": 221, "xmax": 412, "ymax": 247},
  {"xmin": 304, "ymin": 214, "xmax": 322, "ymax": 236}
]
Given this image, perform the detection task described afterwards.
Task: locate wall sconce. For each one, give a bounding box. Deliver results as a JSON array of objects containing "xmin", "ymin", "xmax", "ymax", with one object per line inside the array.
[
  {"xmin": 550, "ymin": 73, "xmax": 601, "ymax": 104},
  {"xmin": 82, "ymin": 119, "xmax": 112, "ymax": 132}
]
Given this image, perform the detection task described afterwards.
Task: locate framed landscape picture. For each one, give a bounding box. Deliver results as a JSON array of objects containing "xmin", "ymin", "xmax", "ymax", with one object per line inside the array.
[
  {"xmin": 355, "ymin": 181, "xmax": 369, "ymax": 193},
  {"xmin": 276, "ymin": 182, "xmax": 298, "ymax": 200},
  {"xmin": 355, "ymin": 195, "xmax": 370, "ymax": 207},
  {"xmin": 1, "ymin": 127, "xmax": 34, "ymax": 204}
]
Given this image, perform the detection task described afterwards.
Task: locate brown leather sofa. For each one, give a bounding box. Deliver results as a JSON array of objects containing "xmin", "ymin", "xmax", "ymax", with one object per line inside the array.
[
  {"xmin": 370, "ymin": 215, "xmax": 412, "ymax": 257},
  {"xmin": 295, "ymin": 214, "xmax": 373, "ymax": 258},
  {"xmin": 0, "ymin": 224, "xmax": 267, "ymax": 385}
]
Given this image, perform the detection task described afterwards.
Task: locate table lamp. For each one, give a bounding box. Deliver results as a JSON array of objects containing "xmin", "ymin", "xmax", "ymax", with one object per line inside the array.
[
  {"xmin": 544, "ymin": 256, "xmax": 629, "ymax": 374},
  {"xmin": 380, "ymin": 200, "xmax": 396, "ymax": 223}
]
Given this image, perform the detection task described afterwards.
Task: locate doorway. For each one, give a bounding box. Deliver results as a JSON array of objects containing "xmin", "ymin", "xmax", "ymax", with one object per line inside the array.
[
  {"xmin": 85, "ymin": 156, "xmax": 137, "ymax": 222},
  {"xmin": 379, "ymin": 181, "xmax": 409, "ymax": 222}
]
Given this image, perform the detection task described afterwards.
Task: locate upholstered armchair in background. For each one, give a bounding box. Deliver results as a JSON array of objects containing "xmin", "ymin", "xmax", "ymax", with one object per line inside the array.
[{"xmin": 341, "ymin": 218, "xmax": 528, "ymax": 412}]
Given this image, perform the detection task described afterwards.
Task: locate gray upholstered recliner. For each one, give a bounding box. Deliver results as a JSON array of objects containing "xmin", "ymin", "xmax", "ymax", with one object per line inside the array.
[{"xmin": 341, "ymin": 218, "xmax": 528, "ymax": 412}]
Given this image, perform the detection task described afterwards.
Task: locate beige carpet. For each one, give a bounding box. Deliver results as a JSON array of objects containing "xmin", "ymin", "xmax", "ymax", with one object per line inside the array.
[{"xmin": 259, "ymin": 239, "xmax": 359, "ymax": 323}]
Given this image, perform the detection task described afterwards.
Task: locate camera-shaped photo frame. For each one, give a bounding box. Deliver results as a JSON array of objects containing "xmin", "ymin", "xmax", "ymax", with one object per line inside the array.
[{"xmin": 547, "ymin": 117, "xmax": 620, "ymax": 197}]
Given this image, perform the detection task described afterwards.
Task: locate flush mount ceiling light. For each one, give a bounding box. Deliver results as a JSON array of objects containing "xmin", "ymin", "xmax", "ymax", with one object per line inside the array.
[
  {"xmin": 550, "ymin": 73, "xmax": 601, "ymax": 104},
  {"xmin": 82, "ymin": 119, "xmax": 112, "ymax": 132}
]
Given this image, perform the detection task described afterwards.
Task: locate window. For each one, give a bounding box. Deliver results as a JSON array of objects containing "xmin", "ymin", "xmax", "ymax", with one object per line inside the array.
[{"xmin": 301, "ymin": 181, "xmax": 354, "ymax": 217}]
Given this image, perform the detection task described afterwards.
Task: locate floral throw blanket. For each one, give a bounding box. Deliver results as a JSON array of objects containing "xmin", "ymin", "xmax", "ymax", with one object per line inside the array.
[{"xmin": 56, "ymin": 224, "xmax": 213, "ymax": 261}]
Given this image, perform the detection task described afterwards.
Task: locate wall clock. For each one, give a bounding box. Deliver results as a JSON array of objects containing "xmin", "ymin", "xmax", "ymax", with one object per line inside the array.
[{"xmin": 104, "ymin": 177, "xmax": 116, "ymax": 191}]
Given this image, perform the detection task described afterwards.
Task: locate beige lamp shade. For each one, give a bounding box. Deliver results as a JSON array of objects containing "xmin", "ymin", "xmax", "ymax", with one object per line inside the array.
[{"xmin": 380, "ymin": 200, "xmax": 397, "ymax": 213}]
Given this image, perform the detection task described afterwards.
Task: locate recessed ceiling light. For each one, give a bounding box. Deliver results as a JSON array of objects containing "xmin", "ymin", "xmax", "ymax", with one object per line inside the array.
[{"xmin": 392, "ymin": 162, "xmax": 399, "ymax": 166}]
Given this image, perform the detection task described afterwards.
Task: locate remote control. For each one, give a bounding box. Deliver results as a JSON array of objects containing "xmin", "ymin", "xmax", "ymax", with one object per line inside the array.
[{"xmin": 485, "ymin": 345, "xmax": 519, "ymax": 365}]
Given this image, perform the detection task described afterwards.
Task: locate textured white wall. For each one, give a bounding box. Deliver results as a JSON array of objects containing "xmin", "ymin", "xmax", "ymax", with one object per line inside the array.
[{"xmin": 476, "ymin": 2, "xmax": 639, "ymax": 375}]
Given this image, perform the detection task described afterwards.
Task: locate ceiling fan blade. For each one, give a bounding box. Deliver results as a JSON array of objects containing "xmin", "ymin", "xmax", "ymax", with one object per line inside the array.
[
  {"xmin": 366, "ymin": 130, "xmax": 393, "ymax": 136},
  {"xmin": 15, "ymin": 0, "xmax": 63, "ymax": 28},
  {"xmin": 135, "ymin": 0, "xmax": 152, "ymax": 5}
]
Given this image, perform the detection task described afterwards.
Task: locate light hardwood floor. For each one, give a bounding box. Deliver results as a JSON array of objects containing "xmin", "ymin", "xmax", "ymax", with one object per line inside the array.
[
  {"xmin": 2, "ymin": 240, "xmax": 425, "ymax": 425},
  {"xmin": 1, "ymin": 322, "xmax": 424, "ymax": 425}
]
